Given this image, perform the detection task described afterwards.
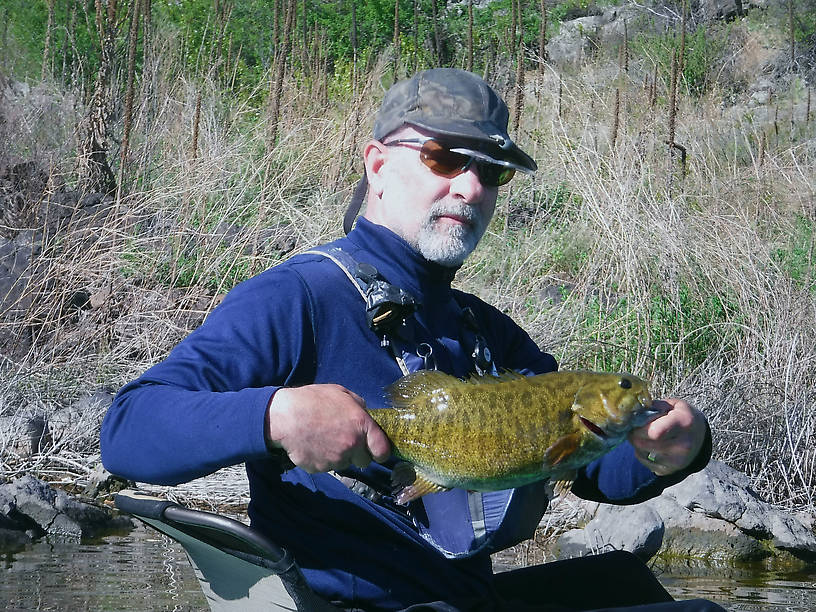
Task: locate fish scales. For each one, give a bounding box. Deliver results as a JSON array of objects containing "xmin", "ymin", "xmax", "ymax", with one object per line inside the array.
[{"xmin": 368, "ymin": 369, "xmax": 661, "ymax": 503}]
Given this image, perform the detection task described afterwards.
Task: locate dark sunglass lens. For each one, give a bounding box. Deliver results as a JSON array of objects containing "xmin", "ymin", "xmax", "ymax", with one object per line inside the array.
[
  {"xmin": 478, "ymin": 163, "xmax": 515, "ymax": 187},
  {"xmin": 420, "ymin": 140, "xmax": 470, "ymax": 177}
]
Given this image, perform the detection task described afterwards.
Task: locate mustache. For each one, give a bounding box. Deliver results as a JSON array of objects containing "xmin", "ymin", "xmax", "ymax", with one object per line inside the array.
[{"xmin": 428, "ymin": 203, "xmax": 482, "ymax": 226}]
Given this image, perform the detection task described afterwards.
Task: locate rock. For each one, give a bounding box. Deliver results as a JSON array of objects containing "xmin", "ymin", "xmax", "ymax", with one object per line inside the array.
[
  {"xmin": 648, "ymin": 495, "xmax": 768, "ymax": 562},
  {"xmin": 663, "ymin": 460, "xmax": 816, "ymax": 558},
  {"xmin": 748, "ymin": 77, "xmax": 775, "ymax": 106},
  {"xmin": 0, "ymin": 527, "xmax": 31, "ymax": 552},
  {"xmin": 696, "ymin": 0, "xmax": 744, "ymax": 22},
  {"xmin": 83, "ymin": 463, "xmax": 134, "ymax": 498},
  {"xmin": 213, "ymin": 221, "xmax": 297, "ymax": 256},
  {"xmin": 546, "ymin": 16, "xmax": 606, "ymax": 66},
  {"xmin": 23, "ymin": 414, "xmax": 52, "ymax": 456},
  {"xmin": 544, "ymin": 0, "xmax": 750, "ymax": 67},
  {"xmin": 538, "ymin": 283, "xmax": 574, "ymax": 306},
  {"xmin": 558, "ymin": 504, "xmax": 665, "ymax": 562},
  {"xmin": 544, "ymin": 4, "xmax": 661, "ymax": 67},
  {"xmin": 0, "ymin": 475, "xmax": 131, "ymax": 546},
  {"xmin": 750, "ymin": 90, "xmax": 772, "ymax": 106},
  {"xmin": 555, "ymin": 461, "xmax": 816, "ymax": 564},
  {"xmin": 49, "ymin": 389, "xmax": 115, "ymax": 444}
]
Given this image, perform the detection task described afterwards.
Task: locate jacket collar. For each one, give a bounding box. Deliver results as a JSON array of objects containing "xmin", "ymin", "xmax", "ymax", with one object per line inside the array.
[{"xmin": 344, "ymin": 217, "xmax": 459, "ymax": 300}]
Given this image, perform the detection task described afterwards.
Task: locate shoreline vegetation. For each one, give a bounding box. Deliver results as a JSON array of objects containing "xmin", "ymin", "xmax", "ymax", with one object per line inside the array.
[{"xmin": 1, "ymin": 0, "xmax": 815, "ymax": 531}]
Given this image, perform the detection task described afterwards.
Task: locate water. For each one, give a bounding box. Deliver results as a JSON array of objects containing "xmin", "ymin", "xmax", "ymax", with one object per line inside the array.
[
  {"xmin": 0, "ymin": 523, "xmax": 207, "ymax": 611},
  {"xmin": 1, "ymin": 524, "xmax": 815, "ymax": 611},
  {"xmin": 660, "ymin": 563, "xmax": 816, "ymax": 611}
]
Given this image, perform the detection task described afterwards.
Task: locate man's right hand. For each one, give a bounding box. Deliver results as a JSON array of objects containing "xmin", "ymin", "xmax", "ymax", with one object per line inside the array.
[{"xmin": 264, "ymin": 384, "xmax": 392, "ymax": 473}]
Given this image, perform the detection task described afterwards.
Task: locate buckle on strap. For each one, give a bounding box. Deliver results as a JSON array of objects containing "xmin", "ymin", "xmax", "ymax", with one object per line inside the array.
[
  {"xmin": 304, "ymin": 247, "xmax": 418, "ymax": 342},
  {"xmin": 461, "ymin": 306, "xmax": 496, "ymax": 376},
  {"xmin": 365, "ymin": 279, "xmax": 417, "ymax": 337}
]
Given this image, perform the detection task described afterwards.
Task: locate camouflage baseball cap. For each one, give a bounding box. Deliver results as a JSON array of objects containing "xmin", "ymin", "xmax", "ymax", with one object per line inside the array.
[{"xmin": 373, "ymin": 68, "xmax": 537, "ymax": 174}]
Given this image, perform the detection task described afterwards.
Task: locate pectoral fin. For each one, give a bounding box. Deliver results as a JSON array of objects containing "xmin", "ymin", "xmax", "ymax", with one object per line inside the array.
[
  {"xmin": 544, "ymin": 432, "xmax": 582, "ymax": 467},
  {"xmin": 391, "ymin": 464, "xmax": 450, "ymax": 505}
]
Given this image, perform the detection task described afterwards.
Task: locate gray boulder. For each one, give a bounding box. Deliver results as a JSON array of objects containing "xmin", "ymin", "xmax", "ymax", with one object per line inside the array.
[
  {"xmin": 546, "ymin": 15, "xmax": 607, "ymax": 67},
  {"xmin": 663, "ymin": 460, "xmax": 816, "ymax": 559},
  {"xmin": 544, "ymin": 0, "xmax": 751, "ymax": 68},
  {"xmin": 697, "ymin": 0, "xmax": 743, "ymax": 22},
  {"xmin": 0, "ymin": 475, "xmax": 131, "ymax": 547},
  {"xmin": 544, "ymin": 4, "xmax": 663, "ymax": 67},
  {"xmin": 556, "ymin": 460, "xmax": 816, "ymax": 564},
  {"xmin": 558, "ymin": 504, "xmax": 665, "ymax": 561}
]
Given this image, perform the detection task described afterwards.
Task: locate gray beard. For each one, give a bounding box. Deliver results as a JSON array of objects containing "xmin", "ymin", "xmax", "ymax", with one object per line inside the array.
[{"xmin": 410, "ymin": 202, "xmax": 487, "ymax": 267}]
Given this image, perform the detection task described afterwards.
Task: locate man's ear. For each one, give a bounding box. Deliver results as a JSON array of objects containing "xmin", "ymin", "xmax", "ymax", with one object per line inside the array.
[{"xmin": 363, "ymin": 140, "xmax": 388, "ymax": 198}]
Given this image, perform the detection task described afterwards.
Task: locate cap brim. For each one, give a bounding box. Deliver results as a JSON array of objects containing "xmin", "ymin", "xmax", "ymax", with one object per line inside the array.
[{"xmin": 405, "ymin": 117, "xmax": 538, "ymax": 174}]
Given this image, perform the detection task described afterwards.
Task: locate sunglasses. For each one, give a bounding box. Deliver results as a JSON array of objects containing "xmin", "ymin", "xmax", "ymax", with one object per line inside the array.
[{"xmin": 383, "ymin": 138, "xmax": 516, "ymax": 187}]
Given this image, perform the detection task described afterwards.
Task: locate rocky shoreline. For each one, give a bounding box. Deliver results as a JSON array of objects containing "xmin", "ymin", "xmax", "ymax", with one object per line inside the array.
[
  {"xmin": 555, "ymin": 460, "xmax": 816, "ymax": 568},
  {"xmin": 3, "ymin": 449, "xmax": 814, "ymax": 577},
  {"xmin": 0, "ymin": 474, "xmax": 132, "ymax": 552}
]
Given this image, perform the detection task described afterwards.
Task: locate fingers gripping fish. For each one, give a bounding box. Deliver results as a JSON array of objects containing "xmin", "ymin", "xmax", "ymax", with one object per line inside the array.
[{"xmin": 367, "ymin": 370, "xmax": 666, "ymax": 505}]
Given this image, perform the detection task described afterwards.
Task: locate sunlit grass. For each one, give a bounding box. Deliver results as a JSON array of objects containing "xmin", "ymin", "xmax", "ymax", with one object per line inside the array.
[{"xmin": 1, "ymin": 27, "xmax": 815, "ymax": 509}]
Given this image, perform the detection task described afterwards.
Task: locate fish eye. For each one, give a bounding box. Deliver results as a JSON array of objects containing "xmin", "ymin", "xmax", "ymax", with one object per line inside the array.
[{"xmin": 618, "ymin": 377, "xmax": 632, "ymax": 389}]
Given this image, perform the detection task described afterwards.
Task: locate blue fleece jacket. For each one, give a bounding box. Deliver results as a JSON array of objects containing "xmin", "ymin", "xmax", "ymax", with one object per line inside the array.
[{"xmin": 101, "ymin": 218, "xmax": 709, "ymax": 609}]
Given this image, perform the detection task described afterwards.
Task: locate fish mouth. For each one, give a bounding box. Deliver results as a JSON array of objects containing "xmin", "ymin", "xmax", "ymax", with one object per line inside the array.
[
  {"xmin": 630, "ymin": 402, "xmax": 668, "ymax": 428},
  {"xmin": 579, "ymin": 417, "xmax": 608, "ymax": 439},
  {"xmin": 581, "ymin": 399, "xmax": 665, "ymax": 439}
]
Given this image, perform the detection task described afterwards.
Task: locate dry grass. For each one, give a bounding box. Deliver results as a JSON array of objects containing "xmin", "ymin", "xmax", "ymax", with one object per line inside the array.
[{"xmin": 1, "ymin": 28, "xmax": 814, "ymax": 512}]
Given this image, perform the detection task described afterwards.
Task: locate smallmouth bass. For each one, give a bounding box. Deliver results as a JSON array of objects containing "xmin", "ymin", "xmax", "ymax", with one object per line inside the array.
[{"xmin": 368, "ymin": 370, "xmax": 664, "ymax": 504}]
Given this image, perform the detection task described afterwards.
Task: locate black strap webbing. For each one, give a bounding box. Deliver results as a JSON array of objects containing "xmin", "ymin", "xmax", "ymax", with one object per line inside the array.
[{"xmin": 343, "ymin": 174, "xmax": 369, "ymax": 235}]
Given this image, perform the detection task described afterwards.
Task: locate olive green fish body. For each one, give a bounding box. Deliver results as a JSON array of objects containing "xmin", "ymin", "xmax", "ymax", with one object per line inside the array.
[{"xmin": 369, "ymin": 370, "xmax": 659, "ymax": 502}]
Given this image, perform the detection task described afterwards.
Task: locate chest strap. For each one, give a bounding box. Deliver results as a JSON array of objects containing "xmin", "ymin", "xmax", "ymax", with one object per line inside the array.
[
  {"xmin": 302, "ymin": 247, "xmax": 497, "ymax": 377},
  {"xmin": 303, "ymin": 247, "xmax": 417, "ymax": 374}
]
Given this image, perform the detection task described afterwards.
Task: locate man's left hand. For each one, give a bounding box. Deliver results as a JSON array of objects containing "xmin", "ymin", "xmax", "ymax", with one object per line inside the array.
[{"xmin": 628, "ymin": 398, "xmax": 708, "ymax": 476}]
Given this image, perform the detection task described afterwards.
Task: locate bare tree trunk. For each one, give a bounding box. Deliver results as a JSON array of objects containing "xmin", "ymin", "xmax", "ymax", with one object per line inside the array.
[
  {"xmin": 268, "ymin": 0, "xmax": 296, "ymax": 150},
  {"xmin": 76, "ymin": 0, "xmax": 119, "ymax": 195},
  {"xmin": 513, "ymin": 45, "xmax": 524, "ymax": 133},
  {"xmin": 467, "ymin": 0, "xmax": 473, "ymax": 73},
  {"xmin": 678, "ymin": 0, "xmax": 687, "ymax": 77},
  {"xmin": 513, "ymin": 0, "xmax": 525, "ymax": 133},
  {"xmin": 413, "ymin": 0, "xmax": 419, "ymax": 73},
  {"xmin": 211, "ymin": 1, "xmax": 233, "ymax": 80},
  {"xmin": 351, "ymin": 0, "xmax": 358, "ymax": 98},
  {"xmin": 41, "ymin": 0, "xmax": 56, "ymax": 80},
  {"xmin": 393, "ymin": 0, "xmax": 400, "ymax": 76},
  {"xmin": 62, "ymin": 0, "xmax": 79, "ymax": 84},
  {"xmin": 142, "ymin": 0, "xmax": 152, "ymax": 57},
  {"xmin": 432, "ymin": 0, "xmax": 441, "ymax": 65},
  {"xmin": 788, "ymin": 0, "xmax": 795, "ymax": 69},
  {"xmin": 301, "ymin": 0, "xmax": 309, "ymax": 77},
  {"xmin": 539, "ymin": 0, "xmax": 547, "ymax": 73},
  {"xmin": 273, "ymin": 0, "xmax": 280, "ymax": 49},
  {"xmin": 191, "ymin": 90, "xmax": 202, "ymax": 159},
  {"xmin": 117, "ymin": 0, "xmax": 142, "ymax": 203},
  {"xmin": 511, "ymin": 0, "xmax": 518, "ymax": 59}
]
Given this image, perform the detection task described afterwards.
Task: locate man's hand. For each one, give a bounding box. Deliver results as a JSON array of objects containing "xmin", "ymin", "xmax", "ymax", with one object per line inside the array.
[
  {"xmin": 265, "ymin": 384, "xmax": 392, "ymax": 473},
  {"xmin": 628, "ymin": 398, "xmax": 708, "ymax": 476}
]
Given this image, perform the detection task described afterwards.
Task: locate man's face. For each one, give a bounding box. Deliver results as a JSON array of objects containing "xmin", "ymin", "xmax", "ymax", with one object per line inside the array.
[{"xmin": 364, "ymin": 126, "xmax": 499, "ymax": 267}]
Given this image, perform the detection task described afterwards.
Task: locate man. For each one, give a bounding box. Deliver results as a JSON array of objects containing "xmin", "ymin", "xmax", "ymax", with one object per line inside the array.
[{"xmin": 101, "ymin": 69, "xmax": 722, "ymax": 611}]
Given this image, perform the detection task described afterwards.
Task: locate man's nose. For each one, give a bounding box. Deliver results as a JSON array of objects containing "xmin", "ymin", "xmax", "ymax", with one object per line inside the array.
[{"xmin": 449, "ymin": 165, "xmax": 485, "ymax": 201}]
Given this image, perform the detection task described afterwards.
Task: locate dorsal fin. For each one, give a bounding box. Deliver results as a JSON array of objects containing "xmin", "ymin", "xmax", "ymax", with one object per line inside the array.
[
  {"xmin": 385, "ymin": 370, "xmax": 461, "ymax": 408},
  {"xmin": 463, "ymin": 369, "xmax": 526, "ymax": 384}
]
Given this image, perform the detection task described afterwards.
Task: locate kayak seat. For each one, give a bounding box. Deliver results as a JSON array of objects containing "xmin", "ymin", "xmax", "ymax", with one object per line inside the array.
[{"xmin": 114, "ymin": 489, "xmax": 341, "ymax": 612}]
